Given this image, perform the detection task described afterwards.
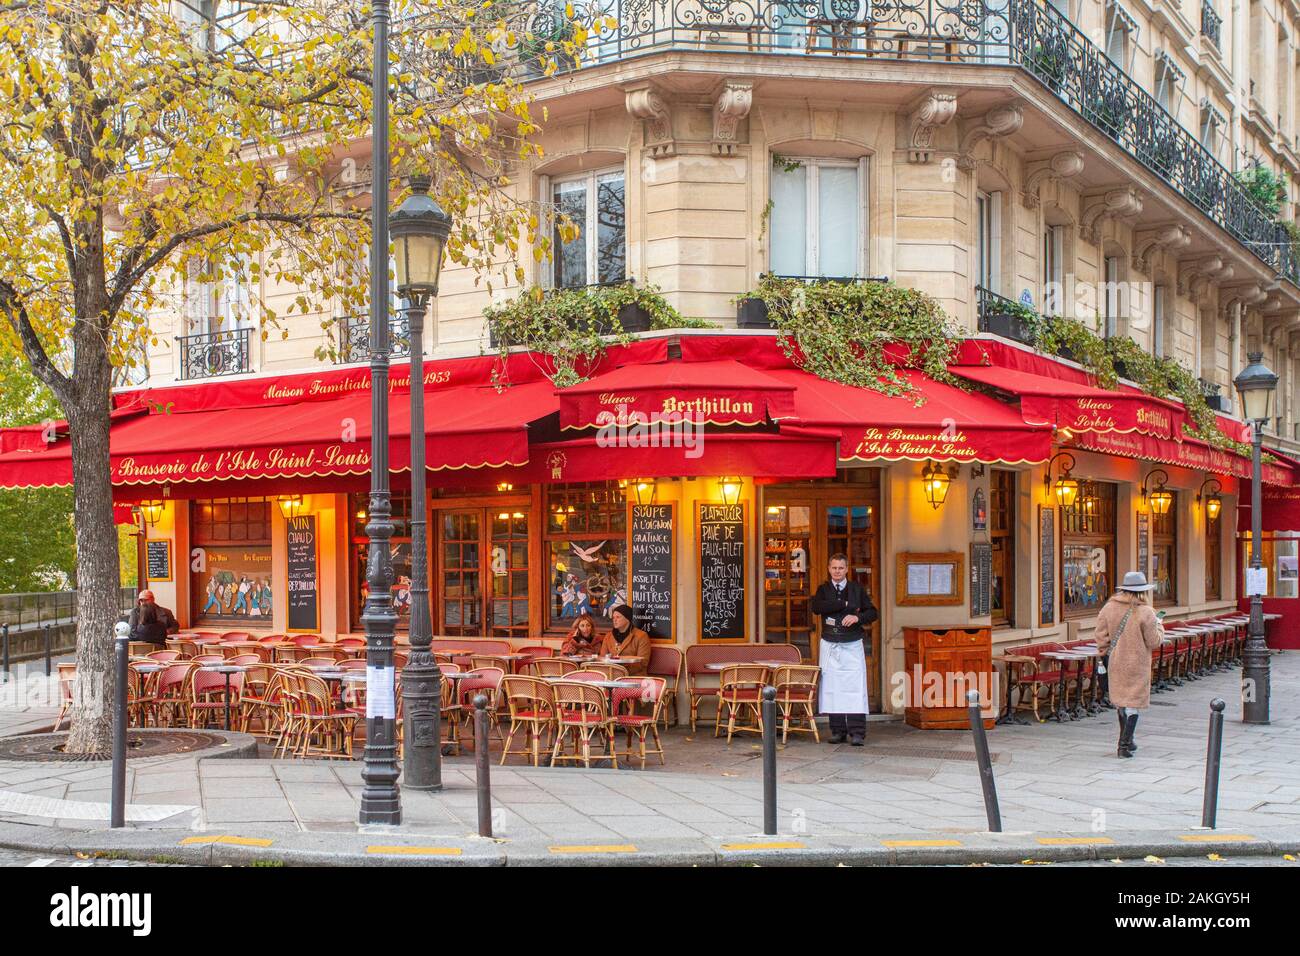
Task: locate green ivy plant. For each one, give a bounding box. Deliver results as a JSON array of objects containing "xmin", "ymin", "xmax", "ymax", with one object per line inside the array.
[
  {"xmin": 744, "ymin": 275, "xmax": 962, "ymax": 404},
  {"xmin": 484, "ymin": 281, "xmax": 711, "ymax": 387},
  {"xmin": 1235, "ymin": 159, "xmax": 1288, "ymax": 219}
]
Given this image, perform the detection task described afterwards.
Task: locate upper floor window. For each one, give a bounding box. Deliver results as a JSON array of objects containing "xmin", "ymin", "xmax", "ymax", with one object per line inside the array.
[
  {"xmin": 551, "ymin": 168, "xmax": 625, "ymax": 288},
  {"xmin": 1102, "ymin": 254, "xmax": 1124, "ymax": 338},
  {"xmin": 1043, "ymin": 222, "xmax": 1065, "ymax": 315},
  {"xmin": 186, "ymin": 254, "xmax": 255, "ymax": 333},
  {"xmin": 976, "ymin": 190, "xmax": 1002, "ymax": 294},
  {"xmin": 1154, "ymin": 51, "xmax": 1185, "ymax": 114},
  {"xmin": 1200, "ymin": 100, "xmax": 1226, "ymax": 159},
  {"xmin": 1104, "ymin": 2, "xmax": 1137, "ymax": 70},
  {"xmin": 770, "ymin": 156, "xmax": 865, "ymax": 278},
  {"xmin": 1152, "ymin": 284, "xmax": 1167, "ymax": 358}
]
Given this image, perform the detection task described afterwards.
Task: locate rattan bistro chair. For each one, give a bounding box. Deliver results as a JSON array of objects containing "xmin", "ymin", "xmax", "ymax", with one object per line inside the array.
[
  {"xmin": 714, "ymin": 664, "xmax": 769, "ymax": 742},
  {"xmin": 586, "ymin": 662, "xmax": 629, "ymax": 680},
  {"xmin": 771, "ymin": 665, "xmax": 821, "ymax": 743},
  {"xmin": 614, "ymin": 676, "xmax": 667, "ymax": 768},
  {"xmin": 530, "ymin": 658, "xmax": 577, "ymax": 678},
  {"xmin": 499, "ymin": 675, "xmax": 556, "ymax": 767},
  {"xmin": 550, "ymin": 679, "xmax": 617, "ymax": 769}
]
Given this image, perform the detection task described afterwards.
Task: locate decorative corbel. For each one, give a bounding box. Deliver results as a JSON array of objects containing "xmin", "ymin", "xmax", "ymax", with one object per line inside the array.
[
  {"xmin": 625, "ymin": 82, "xmax": 675, "ymax": 158},
  {"xmin": 906, "ymin": 89, "xmax": 958, "ymax": 164},
  {"xmin": 1021, "ymin": 150, "xmax": 1084, "ymax": 208},
  {"xmin": 1080, "ymin": 187, "xmax": 1143, "ymax": 244},
  {"xmin": 956, "ymin": 101, "xmax": 1024, "ymax": 170},
  {"xmin": 712, "ymin": 80, "xmax": 753, "ymax": 156},
  {"xmin": 1131, "ymin": 224, "xmax": 1191, "ymax": 274},
  {"xmin": 1177, "ymin": 256, "xmax": 1223, "ymax": 296}
]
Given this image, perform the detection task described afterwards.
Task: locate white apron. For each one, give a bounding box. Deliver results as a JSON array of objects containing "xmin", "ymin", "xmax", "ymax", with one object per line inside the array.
[{"xmin": 818, "ymin": 638, "xmax": 869, "ymax": 714}]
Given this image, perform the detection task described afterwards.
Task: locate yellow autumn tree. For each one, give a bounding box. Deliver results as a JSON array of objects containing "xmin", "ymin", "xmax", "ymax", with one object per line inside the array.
[{"xmin": 0, "ymin": 0, "xmax": 590, "ymax": 753}]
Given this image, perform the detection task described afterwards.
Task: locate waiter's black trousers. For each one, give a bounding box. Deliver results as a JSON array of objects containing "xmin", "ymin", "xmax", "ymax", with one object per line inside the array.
[{"xmin": 828, "ymin": 713, "xmax": 867, "ymax": 737}]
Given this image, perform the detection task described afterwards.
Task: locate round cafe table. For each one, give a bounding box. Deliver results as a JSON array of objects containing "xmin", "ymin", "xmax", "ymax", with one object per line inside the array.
[{"xmin": 1038, "ymin": 651, "xmax": 1089, "ymax": 722}]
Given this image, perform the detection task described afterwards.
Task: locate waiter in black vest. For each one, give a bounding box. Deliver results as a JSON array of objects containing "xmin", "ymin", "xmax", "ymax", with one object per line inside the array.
[{"xmin": 809, "ymin": 553, "xmax": 878, "ymax": 745}]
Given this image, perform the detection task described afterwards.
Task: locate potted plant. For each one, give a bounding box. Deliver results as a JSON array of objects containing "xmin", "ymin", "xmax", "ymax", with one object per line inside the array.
[
  {"xmin": 980, "ymin": 298, "xmax": 1040, "ymax": 346},
  {"xmin": 736, "ymin": 295, "xmax": 772, "ymax": 328},
  {"xmin": 1028, "ymin": 36, "xmax": 1068, "ymax": 93}
]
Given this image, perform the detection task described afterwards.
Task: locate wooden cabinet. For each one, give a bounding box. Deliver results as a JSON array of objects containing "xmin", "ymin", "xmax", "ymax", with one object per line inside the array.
[{"xmin": 902, "ymin": 626, "xmax": 994, "ymax": 729}]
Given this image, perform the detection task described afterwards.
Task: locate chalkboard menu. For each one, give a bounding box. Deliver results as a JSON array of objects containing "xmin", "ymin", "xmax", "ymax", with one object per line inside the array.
[
  {"xmin": 630, "ymin": 504, "xmax": 674, "ymax": 641},
  {"xmin": 145, "ymin": 539, "xmax": 172, "ymax": 583},
  {"xmin": 1038, "ymin": 505, "xmax": 1055, "ymax": 626},
  {"xmin": 1136, "ymin": 512, "xmax": 1150, "ymax": 579},
  {"xmin": 698, "ymin": 503, "xmax": 746, "ymax": 641},
  {"xmin": 286, "ymin": 515, "xmax": 319, "ymax": 633},
  {"xmin": 970, "ymin": 541, "xmax": 992, "ymax": 618}
]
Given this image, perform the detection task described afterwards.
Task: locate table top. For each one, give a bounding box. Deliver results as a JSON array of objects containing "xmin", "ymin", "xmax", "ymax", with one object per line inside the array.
[
  {"xmin": 1040, "ymin": 651, "xmax": 1089, "ymax": 660},
  {"xmin": 543, "ymin": 677, "xmax": 638, "ymax": 689},
  {"xmin": 132, "ymin": 664, "xmax": 166, "ymax": 673},
  {"xmin": 200, "ymin": 664, "xmax": 247, "ymax": 673}
]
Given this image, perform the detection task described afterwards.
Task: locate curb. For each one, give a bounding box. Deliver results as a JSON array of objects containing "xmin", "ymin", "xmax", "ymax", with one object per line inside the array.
[{"xmin": 1, "ymin": 820, "xmax": 1296, "ymax": 867}]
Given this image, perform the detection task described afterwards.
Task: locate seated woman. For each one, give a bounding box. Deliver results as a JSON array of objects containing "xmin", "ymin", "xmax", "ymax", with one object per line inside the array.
[
  {"xmin": 560, "ymin": 613, "xmax": 603, "ymax": 656},
  {"xmin": 598, "ymin": 604, "xmax": 650, "ymax": 676}
]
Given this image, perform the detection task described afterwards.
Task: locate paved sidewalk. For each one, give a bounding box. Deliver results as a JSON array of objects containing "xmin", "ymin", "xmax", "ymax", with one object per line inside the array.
[{"xmin": 0, "ymin": 652, "xmax": 1296, "ymax": 865}]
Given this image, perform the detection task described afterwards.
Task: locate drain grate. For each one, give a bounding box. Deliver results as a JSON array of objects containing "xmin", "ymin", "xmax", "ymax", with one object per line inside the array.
[
  {"xmin": 0, "ymin": 731, "xmax": 228, "ymax": 762},
  {"xmin": 865, "ymin": 745, "xmax": 1000, "ymax": 763}
]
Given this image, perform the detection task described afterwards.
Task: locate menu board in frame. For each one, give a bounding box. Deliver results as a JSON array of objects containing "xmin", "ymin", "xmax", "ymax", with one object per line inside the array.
[
  {"xmin": 697, "ymin": 502, "xmax": 746, "ymax": 642},
  {"xmin": 629, "ymin": 503, "xmax": 675, "ymax": 643},
  {"xmin": 285, "ymin": 514, "xmax": 320, "ymax": 634},
  {"xmin": 145, "ymin": 539, "xmax": 172, "ymax": 583},
  {"xmin": 1136, "ymin": 511, "xmax": 1150, "ymax": 580},
  {"xmin": 1038, "ymin": 505, "xmax": 1056, "ymax": 627},
  {"xmin": 896, "ymin": 551, "xmax": 964, "ymax": 606}
]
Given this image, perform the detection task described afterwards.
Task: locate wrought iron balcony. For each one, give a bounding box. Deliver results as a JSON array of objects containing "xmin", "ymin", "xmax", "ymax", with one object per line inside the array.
[
  {"xmin": 554, "ymin": 0, "xmax": 1294, "ymax": 286},
  {"xmin": 337, "ymin": 312, "xmax": 411, "ymax": 364},
  {"xmin": 1200, "ymin": 1, "xmax": 1222, "ymax": 49},
  {"xmin": 177, "ymin": 327, "xmax": 252, "ymax": 380}
]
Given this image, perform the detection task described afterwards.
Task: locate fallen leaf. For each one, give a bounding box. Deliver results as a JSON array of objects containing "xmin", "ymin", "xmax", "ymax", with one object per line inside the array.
[
  {"xmin": 1284, "ymin": 854, "xmax": 1296, "ymax": 862},
  {"xmin": 1020, "ymin": 859, "xmax": 1053, "ymax": 865},
  {"xmin": 1143, "ymin": 854, "xmax": 1165, "ymax": 864},
  {"xmin": 74, "ymin": 852, "xmax": 89, "ymax": 860},
  {"xmin": 1207, "ymin": 853, "xmax": 1223, "ymax": 862}
]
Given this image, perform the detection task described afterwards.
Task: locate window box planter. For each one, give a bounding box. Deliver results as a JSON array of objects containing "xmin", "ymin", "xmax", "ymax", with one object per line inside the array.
[
  {"xmin": 616, "ymin": 302, "xmax": 653, "ymax": 333},
  {"xmin": 736, "ymin": 296, "xmax": 773, "ymax": 329},
  {"xmin": 980, "ymin": 309, "xmax": 1037, "ymax": 347}
]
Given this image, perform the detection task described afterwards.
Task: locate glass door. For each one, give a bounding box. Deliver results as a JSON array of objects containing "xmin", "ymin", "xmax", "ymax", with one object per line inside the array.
[
  {"xmin": 438, "ymin": 507, "xmax": 532, "ymax": 638},
  {"xmin": 763, "ymin": 503, "xmax": 815, "ymax": 658},
  {"xmin": 825, "ymin": 502, "xmax": 881, "ymax": 713}
]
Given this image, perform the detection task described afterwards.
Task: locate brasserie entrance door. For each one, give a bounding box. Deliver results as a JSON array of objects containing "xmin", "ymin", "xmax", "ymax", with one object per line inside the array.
[
  {"xmin": 436, "ymin": 507, "xmax": 531, "ymax": 639},
  {"xmin": 762, "ymin": 478, "xmax": 882, "ymax": 712}
]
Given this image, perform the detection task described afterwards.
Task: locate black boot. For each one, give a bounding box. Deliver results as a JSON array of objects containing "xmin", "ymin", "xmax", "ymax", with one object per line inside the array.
[
  {"xmin": 1116, "ymin": 710, "xmax": 1130, "ymax": 758},
  {"xmin": 1118, "ymin": 713, "xmax": 1138, "ymax": 758}
]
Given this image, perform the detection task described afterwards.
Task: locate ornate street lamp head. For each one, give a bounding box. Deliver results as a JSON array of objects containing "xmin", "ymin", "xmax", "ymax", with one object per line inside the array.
[
  {"xmin": 1234, "ymin": 351, "xmax": 1278, "ymax": 426},
  {"xmin": 389, "ymin": 174, "xmax": 451, "ymax": 305}
]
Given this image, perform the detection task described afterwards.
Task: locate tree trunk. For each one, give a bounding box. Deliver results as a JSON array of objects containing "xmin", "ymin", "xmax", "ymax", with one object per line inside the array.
[{"xmin": 61, "ymin": 390, "xmax": 120, "ymax": 754}]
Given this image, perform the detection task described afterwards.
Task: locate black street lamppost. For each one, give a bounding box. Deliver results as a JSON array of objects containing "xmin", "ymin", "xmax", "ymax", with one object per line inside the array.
[
  {"xmin": 1234, "ymin": 351, "xmax": 1278, "ymax": 725},
  {"xmin": 391, "ymin": 175, "xmax": 451, "ymax": 790},
  {"xmin": 359, "ymin": 0, "xmax": 401, "ymax": 827}
]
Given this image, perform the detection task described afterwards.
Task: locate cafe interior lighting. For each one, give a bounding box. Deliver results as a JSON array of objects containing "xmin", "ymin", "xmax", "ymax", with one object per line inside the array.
[
  {"xmin": 633, "ymin": 479, "xmax": 656, "ymax": 505},
  {"xmin": 719, "ymin": 476, "xmax": 743, "ymax": 506},
  {"xmin": 140, "ymin": 500, "xmax": 164, "ymax": 526},
  {"xmin": 1044, "ymin": 451, "xmax": 1079, "ymax": 508}
]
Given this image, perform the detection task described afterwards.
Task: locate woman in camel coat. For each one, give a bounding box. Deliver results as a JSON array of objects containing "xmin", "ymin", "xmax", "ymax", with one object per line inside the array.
[{"xmin": 1093, "ymin": 571, "xmax": 1166, "ymax": 758}]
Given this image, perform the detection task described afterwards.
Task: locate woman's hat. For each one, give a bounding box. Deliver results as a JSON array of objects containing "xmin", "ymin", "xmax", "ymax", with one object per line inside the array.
[{"xmin": 1117, "ymin": 571, "xmax": 1155, "ymax": 592}]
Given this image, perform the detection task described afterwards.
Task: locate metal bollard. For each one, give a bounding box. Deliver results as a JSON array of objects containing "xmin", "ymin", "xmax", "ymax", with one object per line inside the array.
[
  {"xmin": 967, "ymin": 689, "xmax": 1002, "ymax": 833},
  {"xmin": 473, "ymin": 695, "xmax": 492, "ymax": 838},
  {"xmin": 1201, "ymin": 698, "xmax": 1227, "ymax": 830},
  {"xmin": 1, "ymin": 623, "xmax": 8, "ymax": 683},
  {"xmin": 111, "ymin": 622, "xmax": 130, "ymax": 829},
  {"xmin": 762, "ymin": 686, "xmax": 777, "ymax": 836},
  {"xmin": 43, "ymin": 623, "xmax": 52, "ymax": 676}
]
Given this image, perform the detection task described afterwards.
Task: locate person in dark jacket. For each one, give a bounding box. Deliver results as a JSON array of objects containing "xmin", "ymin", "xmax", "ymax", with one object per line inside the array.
[
  {"xmin": 809, "ymin": 553, "xmax": 878, "ymax": 745},
  {"xmin": 128, "ymin": 589, "xmax": 180, "ymax": 647}
]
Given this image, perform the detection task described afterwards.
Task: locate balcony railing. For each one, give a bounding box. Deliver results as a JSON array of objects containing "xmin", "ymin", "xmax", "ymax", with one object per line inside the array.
[
  {"xmin": 1200, "ymin": 1, "xmax": 1222, "ymax": 49},
  {"xmin": 1198, "ymin": 376, "xmax": 1232, "ymax": 412},
  {"xmin": 177, "ymin": 327, "xmax": 252, "ymax": 380},
  {"xmin": 337, "ymin": 312, "xmax": 411, "ymax": 364},
  {"xmin": 555, "ymin": 0, "xmax": 1294, "ymax": 286}
]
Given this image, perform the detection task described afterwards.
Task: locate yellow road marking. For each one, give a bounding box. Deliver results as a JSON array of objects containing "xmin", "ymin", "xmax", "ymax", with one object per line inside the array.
[
  {"xmin": 548, "ymin": 844, "xmax": 637, "ymax": 854},
  {"xmin": 882, "ymin": 839, "xmax": 963, "ymax": 847},
  {"xmin": 721, "ymin": 841, "xmax": 807, "ymax": 851},
  {"xmin": 1037, "ymin": 837, "xmax": 1115, "ymax": 845},
  {"xmin": 179, "ymin": 835, "xmax": 274, "ymax": 848},
  {"xmin": 366, "ymin": 845, "xmax": 462, "ymax": 856},
  {"xmin": 1178, "ymin": 834, "xmax": 1258, "ymax": 843}
]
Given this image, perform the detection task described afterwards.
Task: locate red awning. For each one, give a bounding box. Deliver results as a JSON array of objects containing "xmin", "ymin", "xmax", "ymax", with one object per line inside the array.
[
  {"xmin": 0, "ymin": 380, "xmax": 555, "ymax": 490},
  {"xmin": 517, "ymin": 430, "xmax": 840, "ymax": 483},
  {"xmin": 950, "ymin": 364, "xmax": 1186, "ymax": 441},
  {"xmin": 557, "ymin": 360, "xmax": 797, "ymax": 430},
  {"xmin": 1238, "ymin": 485, "xmax": 1300, "ymax": 531},
  {"xmin": 1068, "ymin": 428, "xmax": 1293, "ymax": 486},
  {"xmin": 768, "ymin": 368, "xmax": 1052, "ymax": 464}
]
